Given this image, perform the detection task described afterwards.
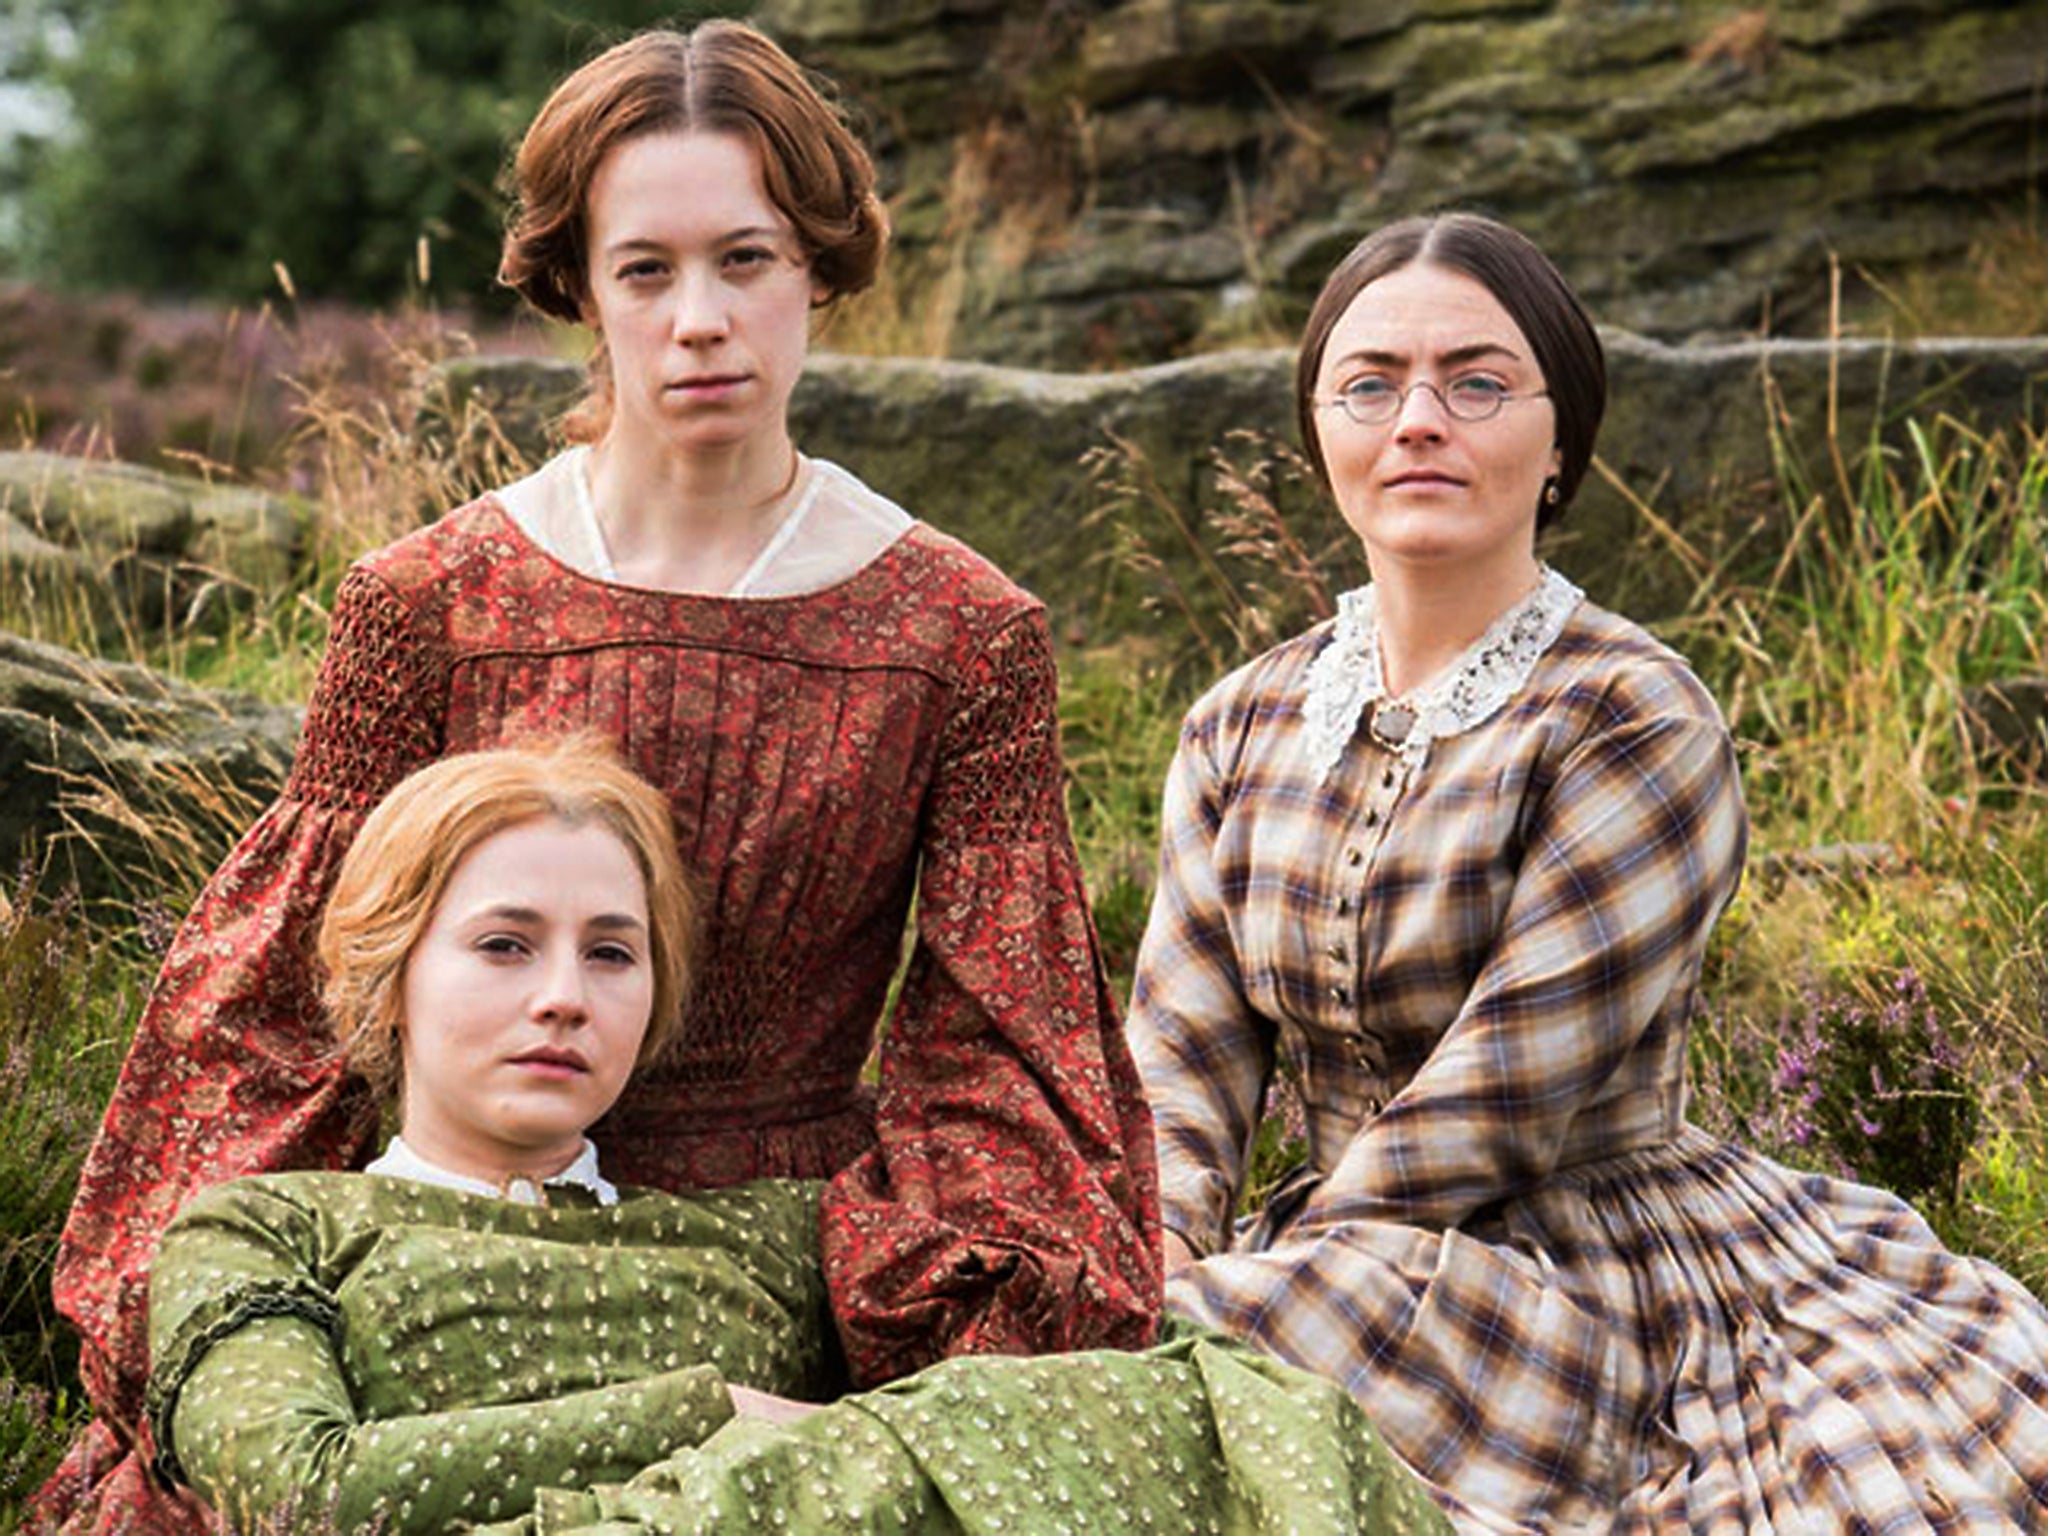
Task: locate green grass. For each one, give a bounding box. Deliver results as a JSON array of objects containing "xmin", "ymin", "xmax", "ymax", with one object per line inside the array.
[
  {"xmin": 0, "ymin": 882, "xmax": 152, "ymax": 1525},
  {"xmin": 1667, "ymin": 410, "xmax": 2048, "ymax": 1286}
]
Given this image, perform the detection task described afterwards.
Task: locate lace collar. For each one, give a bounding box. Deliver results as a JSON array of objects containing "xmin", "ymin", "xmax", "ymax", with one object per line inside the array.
[
  {"xmin": 1300, "ymin": 566, "xmax": 1583, "ymax": 784},
  {"xmin": 365, "ymin": 1134, "xmax": 619, "ymax": 1207}
]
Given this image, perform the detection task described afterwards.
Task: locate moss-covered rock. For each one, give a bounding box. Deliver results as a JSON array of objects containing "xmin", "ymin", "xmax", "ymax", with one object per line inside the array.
[
  {"xmin": 756, "ymin": 0, "xmax": 2048, "ymax": 364},
  {"xmin": 0, "ymin": 632, "xmax": 298, "ymax": 904},
  {"xmin": 0, "ymin": 452, "xmax": 302, "ymax": 633}
]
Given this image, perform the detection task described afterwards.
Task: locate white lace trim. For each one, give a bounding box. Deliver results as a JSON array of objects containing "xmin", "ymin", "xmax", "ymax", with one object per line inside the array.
[{"xmin": 1300, "ymin": 566, "xmax": 1583, "ymax": 784}]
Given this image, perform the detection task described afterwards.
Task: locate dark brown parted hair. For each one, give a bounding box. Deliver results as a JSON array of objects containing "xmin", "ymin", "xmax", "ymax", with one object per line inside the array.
[
  {"xmin": 498, "ymin": 19, "xmax": 888, "ymax": 439},
  {"xmin": 316, "ymin": 735, "xmax": 697, "ymax": 1101},
  {"xmin": 1294, "ymin": 212, "xmax": 1606, "ymax": 530}
]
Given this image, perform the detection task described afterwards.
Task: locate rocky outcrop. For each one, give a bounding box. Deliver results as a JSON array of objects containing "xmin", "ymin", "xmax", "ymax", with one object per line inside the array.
[
  {"xmin": 0, "ymin": 632, "xmax": 298, "ymax": 902},
  {"xmin": 0, "ymin": 451, "xmax": 302, "ymax": 635},
  {"xmin": 433, "ymin": 331, "xmax": 2048, "ymax": 632},
  {"xmin": 758, "ymin": 0, "xmax": 2048, "ymax": 366}
]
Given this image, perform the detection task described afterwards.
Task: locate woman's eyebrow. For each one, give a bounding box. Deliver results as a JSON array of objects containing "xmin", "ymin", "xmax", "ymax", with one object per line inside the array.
[
  {"xmin": 605, "ymin": 225, "xmax": 788, "ymax": 253},
  {"xmin": 470, "ymin": 904, "xmax": 545, "ymax": 924},
  {"xmin": 1331, "ymin": 341, "xmax": 1525, "ymax": 370},
  {"xmin": 465, "ymin": 905, "xmax": 645, "ymax": 931}
]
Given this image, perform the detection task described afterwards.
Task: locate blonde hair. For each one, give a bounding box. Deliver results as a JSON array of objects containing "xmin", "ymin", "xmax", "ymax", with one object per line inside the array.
[{"xmin": 317, "ymin": 736, "xmax": 696, "ymax": 1099}]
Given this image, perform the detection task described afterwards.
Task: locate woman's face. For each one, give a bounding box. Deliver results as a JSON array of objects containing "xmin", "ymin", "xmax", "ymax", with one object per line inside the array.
[
  {"xmin": 1312, "ymin": 261, "xmax": 1560, "ymax": 577},
  {"xmin": 398, "ymin": 815, "xmax": 655, "ymax": 1180},
  {"xmin": 581, "ymin": 129, "xmax": 820, "ymax": 463}
]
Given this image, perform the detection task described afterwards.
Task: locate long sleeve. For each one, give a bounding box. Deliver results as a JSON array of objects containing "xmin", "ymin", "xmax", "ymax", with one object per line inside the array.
[
  {"xmin": 820, "ymin": 610, "xmax": 1162, "ymax": 1384},
  {"xmin": 1301, "ymin": 707, "xmax": 1747, "ymax": 1233},
  {"xmin": 146, "ymin": 1181, "xmax": 739, "ymax": 1534},
  {"xmin": 1127, "ymin": 718, "xmax": 1278, "ymax": 1258},
  {"xmin": 53, "ymin": 565, "xmax": 448, "ymax": 1441}
]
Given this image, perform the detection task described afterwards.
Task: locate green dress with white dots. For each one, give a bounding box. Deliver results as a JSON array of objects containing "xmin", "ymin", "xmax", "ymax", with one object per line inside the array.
[
  {"xmin": 147, "ymin": 1173, "xmax": 834, "ymax": 1533},
  {"xmin": 495, "ymin": 1325, "xmax": 1450, "ymax": 1535},
  {"xmin": 149, "ymin": 1173, "xmax": 1449, "ymax": 1535}
]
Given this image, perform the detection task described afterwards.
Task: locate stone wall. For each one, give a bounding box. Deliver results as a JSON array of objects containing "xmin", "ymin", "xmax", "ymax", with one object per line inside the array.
[
  {"xmin": 431, "ymin": 330, "xmax": 2048, "ymax": 636},
  {"xmin": 758, "ymin": 0, "xmax": 2048, "ymax": 367}
]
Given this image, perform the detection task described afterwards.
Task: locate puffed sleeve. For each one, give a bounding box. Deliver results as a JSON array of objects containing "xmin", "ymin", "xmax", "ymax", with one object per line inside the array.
[
  {"xmin": 53, "ymin": 565, "xmax": 448, "ymax": 1442},
  {"xmin": 1301, "ymin": 705, "xmax": 1747, "ymax": 1233},
  {"xmin": 146, "ymin": 1181, "xmax": 736, "ymax": 1534},
  {"xmin": 819, "ymin": 610, "xmax": 1162, "ymax": 1385},
  {"xmin": 1126, "ymin": 712, "xmax": 1278, "ymax": 1258}
]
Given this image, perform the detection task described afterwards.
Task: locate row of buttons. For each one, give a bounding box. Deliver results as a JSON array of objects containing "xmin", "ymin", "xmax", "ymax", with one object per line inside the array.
[{"xmin": 1329, "ymin": 761, "xmax": 1404, "ymax": 1012}]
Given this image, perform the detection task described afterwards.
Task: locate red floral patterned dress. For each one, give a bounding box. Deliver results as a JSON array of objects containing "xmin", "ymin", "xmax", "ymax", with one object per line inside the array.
[{"xmin": 33, "ymin": 498, "xmax": 1162, "ymax": 1534}]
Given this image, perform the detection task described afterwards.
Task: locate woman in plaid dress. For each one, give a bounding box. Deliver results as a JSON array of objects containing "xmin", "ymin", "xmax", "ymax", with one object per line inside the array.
[{"xmin": 1128, "ymin": 213, "xmax": 2048, "ymax": 1532}]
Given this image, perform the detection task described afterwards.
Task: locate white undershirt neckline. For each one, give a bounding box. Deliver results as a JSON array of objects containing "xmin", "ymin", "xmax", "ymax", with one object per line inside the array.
[
  {"xmin": 496, "ymin": 446, "xmax": 910, "ymax": 600},
  {"xmin": 364, "ymin": 1133, "xmax": 620, "ymax": 1206},
  {"xmin": 566, "ymin": 444, "xmax": 827, "ymax": 596}
]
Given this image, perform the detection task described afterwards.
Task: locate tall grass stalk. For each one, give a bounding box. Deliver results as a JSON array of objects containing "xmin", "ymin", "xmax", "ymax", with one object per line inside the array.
[
  {"xmin": 1663, "ymin": 390, "xmax": 2048, "ymax": 1295},
  {"xmin": 1671, "ymin": 408, "xmax": 2046, "ymax": 846},
  {"xmin": 1059, "ymin": 638, "xmax": 1185, "ymax": 988},
  {"xmin": 0, "ymin": 878, "xmax": 153, "ymax": 1523}
]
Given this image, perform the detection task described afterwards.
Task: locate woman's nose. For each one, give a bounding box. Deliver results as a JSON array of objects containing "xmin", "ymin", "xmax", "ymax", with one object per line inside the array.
[
  {"xmin": 1391, "ymin": 380, "xmax": 1451, "ymax": 442},
  {"xmin": 532, "ymin": 951, "xmax": 590, "ymax": 1024},
  {"xmin": 669, "ymin": 269, "xmax": 731, "ymax": 344}
]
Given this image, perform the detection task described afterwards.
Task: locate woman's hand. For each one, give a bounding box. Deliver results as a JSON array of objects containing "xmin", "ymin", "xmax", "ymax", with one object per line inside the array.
[
  {"xmin": 1163, "ymin": 1229, "xmax": 1200, "ymax": 1277},
  {"xmin": 727, "ymin": 1384, "xmax": 822, "ymax": 1425}
]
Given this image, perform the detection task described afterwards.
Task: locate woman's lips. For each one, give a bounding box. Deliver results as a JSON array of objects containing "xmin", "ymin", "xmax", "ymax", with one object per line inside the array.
[
  {"xmin": 509, "ymin": 1047, "xmax": 590, "ymax": 1077},
  {"xmin": 667, "ymin": 373, "xmax": 748, "ymax": 400},
  {"xmin": 1384, "ymin": 470, "xmax": 1464, "ymax": 489}
]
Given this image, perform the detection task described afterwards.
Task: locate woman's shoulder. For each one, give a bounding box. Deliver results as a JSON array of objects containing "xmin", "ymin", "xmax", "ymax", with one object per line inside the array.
[
  {"xmin": 348, "ymin": 496, "xmax": 526, "ymax": 605},
  {"xmin": 1183, "ymin": 621, "xmax": 1336, "ymax": 739},
  {"xmin": 799, "ymin": 454, "xmax": 1031, "ymax": 616},
  {"xmin": 1545, "ymin": 597, "xmax": 1729, "ymax": 729},
  {"xmin": 164, "ymin": 1170, "xmax": 374, "ymax": 1240},
  {"xmin": 816, "ymin": 511, "xmax": 1057, "ymax": 687},
  {"xmin": 881, "ymin": 520, "xmax": 1043, "ymax": 627}
]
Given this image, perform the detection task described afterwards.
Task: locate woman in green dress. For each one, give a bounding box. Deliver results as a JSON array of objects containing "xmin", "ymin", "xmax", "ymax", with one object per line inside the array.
[{"xmin": 146, "ymin": 737, "xmax": 1449, "ymax": 1535}]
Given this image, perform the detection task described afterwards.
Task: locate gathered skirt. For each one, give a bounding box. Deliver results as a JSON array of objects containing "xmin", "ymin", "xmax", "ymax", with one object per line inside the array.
[{"xmin": 1167, "ymin": 1125, "xmax": 2048, "ymax": 1532}]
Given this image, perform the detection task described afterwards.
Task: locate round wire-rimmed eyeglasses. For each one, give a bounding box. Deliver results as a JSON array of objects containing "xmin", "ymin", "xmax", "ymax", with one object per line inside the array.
[{"xmin": 1315, "ymin": 378, "xmax": 1551, "ymax": 426}]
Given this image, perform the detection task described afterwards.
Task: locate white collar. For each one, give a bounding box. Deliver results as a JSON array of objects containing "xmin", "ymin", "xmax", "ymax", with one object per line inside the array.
[
  {"xmin": 1300, "ymin": 566, "xmax": 1583, "ymax": 784},
  {"xmin": 567, "ymin": 444, "xmax": 825, "ymax": 596},
  {"xmin": 364, "ymin": 1134, "xmax": 620, "ymax": 1206}
]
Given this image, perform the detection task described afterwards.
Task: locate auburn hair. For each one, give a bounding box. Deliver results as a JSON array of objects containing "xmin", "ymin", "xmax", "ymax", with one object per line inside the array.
[{"xmin": 498, "ymin": 20, "xmax": 887, "ymax": 440}]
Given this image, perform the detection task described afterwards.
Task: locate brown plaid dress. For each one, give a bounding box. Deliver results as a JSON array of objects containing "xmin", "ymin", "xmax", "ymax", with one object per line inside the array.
[{"xmin": 1131, "ymin": 589, "xmax": 2048, "ymax": 1533}]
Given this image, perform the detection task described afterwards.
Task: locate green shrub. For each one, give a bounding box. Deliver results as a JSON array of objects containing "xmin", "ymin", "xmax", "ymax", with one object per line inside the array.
[{"xmin": 17, "ymin": 0, "xmax": 734, "ymax": 305}]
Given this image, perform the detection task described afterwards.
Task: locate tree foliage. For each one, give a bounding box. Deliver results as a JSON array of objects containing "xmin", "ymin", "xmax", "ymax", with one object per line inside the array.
[{"xmin": 20, "ymin": 0, "xmax": 738, "ymax": 305}]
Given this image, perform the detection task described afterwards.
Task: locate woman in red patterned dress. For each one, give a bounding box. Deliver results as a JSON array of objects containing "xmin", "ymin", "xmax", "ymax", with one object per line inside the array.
[{"xmin": 35, "ymin": 21, "xmax": 1159, "ymax": 1532}]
